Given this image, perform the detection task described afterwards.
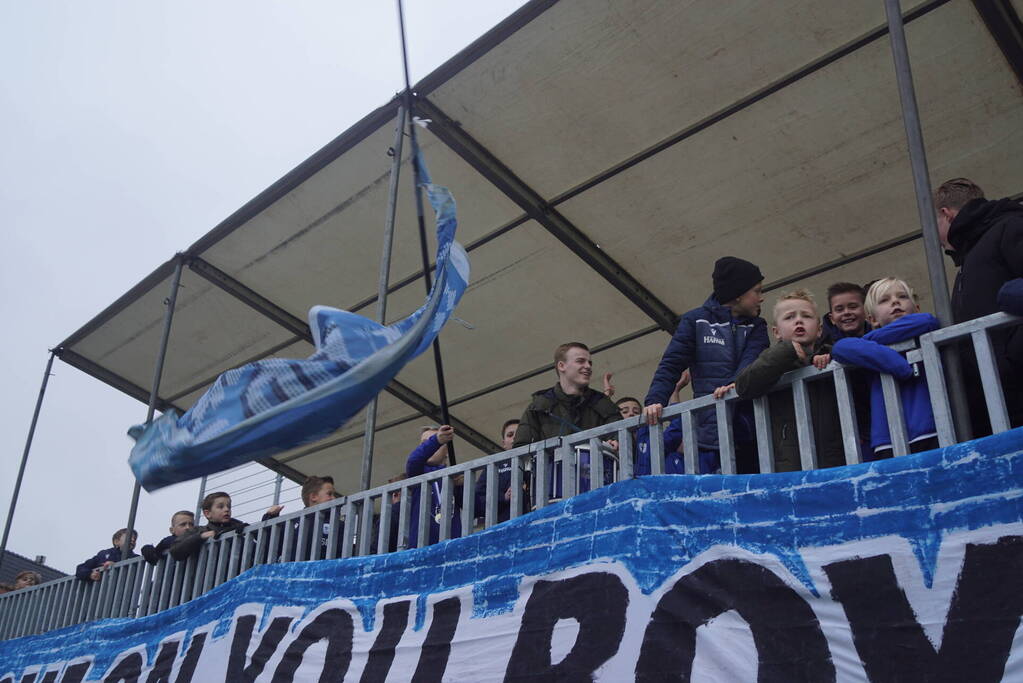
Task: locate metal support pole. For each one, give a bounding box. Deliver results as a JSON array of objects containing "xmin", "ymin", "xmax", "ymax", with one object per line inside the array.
[
  {"xmin": 122, "ymin": 257, "xmax": 184, "ymax": 560},
  {"xmin": 884, "ymin": 0, "xmax": 972, "ymax": 440},
  {"xmin": 361, "ymin": 106, "xmax": 408, "ymax": 491},
  {"xmin": 0, "ymin": 352, "xmax": 56, "ymax": 575},
  {"xmin": 397, "ymin": 0, "xmax": 457, "ymax": 463},
  {"xmin": 272, "ymin": 473, "xmax": 283, "ymax": 505},
  {"xmin": 195, "ymin": 476, "xmax": 207, "ymax": 520}
]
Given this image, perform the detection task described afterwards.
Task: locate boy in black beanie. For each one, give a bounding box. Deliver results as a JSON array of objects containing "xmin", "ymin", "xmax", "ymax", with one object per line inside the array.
[{"xmin": 644, "ymin": 256, "xmax": 769, "ymax": 473}]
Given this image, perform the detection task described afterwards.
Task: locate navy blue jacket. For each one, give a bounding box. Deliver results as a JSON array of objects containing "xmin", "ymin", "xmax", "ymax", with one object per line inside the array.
[
  {"xmin": 75, "ymin": 546, "xmax": 138, "ymax": 580},
  {"xmin": 406, "ymin": 435, "xmax": 462, "ymax": 547},
  {"xmin": 635, "ymin": 419, "xmax": 685, "ymax": 475},
  {"xmin": 1000, "ymin": 278, "xmax": 1023, "ymax": 316},
  {"xmin": 833, "ymin": 313, "xmax": 940, "ymax": 453},
  {"xmin": 822, "ymin": 313, "xmax": 871, "ymax": 343},
  {"xmin": 645, "ymin": 296, "xmax": 769, "ymax": 450}
]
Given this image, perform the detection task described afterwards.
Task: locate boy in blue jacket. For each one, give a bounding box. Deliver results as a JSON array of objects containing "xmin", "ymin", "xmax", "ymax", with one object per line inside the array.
[
  {"xmin": 832, "ymin": 277, "xmax": 940, "ymax": 459},
  {"xmin": 644, "ymin": 257, "xmax": 769, "ymax": 473},
  {"xmin": 75, "ymin": 528, "xmax": 138, "ymax": 580},
  {"xmin": 405, "ymin": 425, "xmax": 462, "ymax": 547}
]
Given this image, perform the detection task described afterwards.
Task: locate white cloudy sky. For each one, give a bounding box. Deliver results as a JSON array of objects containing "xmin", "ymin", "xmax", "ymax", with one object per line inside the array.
[{"xmin": 0, "ymin": 1, "xmax": 527, "ymax": 574}]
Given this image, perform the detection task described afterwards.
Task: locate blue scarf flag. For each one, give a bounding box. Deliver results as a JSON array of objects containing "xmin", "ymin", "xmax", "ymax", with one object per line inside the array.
[{"xmin": 128, "ymin": 154, "xmax": 470, "ymax": 491}]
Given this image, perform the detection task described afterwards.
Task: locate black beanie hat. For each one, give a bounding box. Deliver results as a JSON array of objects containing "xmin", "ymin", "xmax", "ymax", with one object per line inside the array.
[{"xmin": 712, "ymin": 257, "xmax": 763, "ymax": 304}]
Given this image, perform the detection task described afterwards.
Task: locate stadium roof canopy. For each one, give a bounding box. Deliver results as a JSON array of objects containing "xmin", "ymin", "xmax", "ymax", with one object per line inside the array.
[{"xmin": 54, "ymin": 0, "xmax": 1023, "ymax": 493}]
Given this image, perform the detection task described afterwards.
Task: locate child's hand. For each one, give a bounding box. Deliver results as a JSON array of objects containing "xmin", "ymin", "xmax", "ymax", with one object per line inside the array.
[
  {"xmin": 670, "ymin": 369, "xmax": 692, "ymax": 404},
  {"xmin": 644, "ymin": 403, "xmax": 663, "ymax": 425},
  {"xmin": 791, "ymin": 341, "xmax": 808, "ymax": 363},
  {"xmin": 812, "ymin": 354, "xmax": 831, "ymax": 370},
  {"xmin": 264, "ymin": 505, "xmax": 284, "ymax": 518},
  {"xmin": 712, "ymin": 383, "xmax": 735, "ymax": 399},
  {"xmin": 436, "ymin": 425, "xmax": 454, "ymax": 444},
  {"xmin": 200, "ymin": 530, "xmax": 216, "ymax": 539},
  {"xmin": 604, "ymin": 439, "xmax": 619, "ymax": 453},
  {"xmin": 102, "ymin": 561, "xmax": 115, "ymax": 568},
  {"xmin": 602, "ymin": 372, "xmax": 615, "ymax": 398}
]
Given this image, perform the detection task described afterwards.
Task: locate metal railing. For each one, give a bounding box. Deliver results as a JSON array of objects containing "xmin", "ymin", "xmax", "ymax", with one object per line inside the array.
[{"xmin": 1, "ymin": 311, "xmax": 1019, "ymax": 641}]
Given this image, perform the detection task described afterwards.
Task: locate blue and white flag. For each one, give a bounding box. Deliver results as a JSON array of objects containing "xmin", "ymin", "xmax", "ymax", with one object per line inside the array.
[{"xmin": 128, "ymin": 155, "xmax": 470, "ymax": 491}]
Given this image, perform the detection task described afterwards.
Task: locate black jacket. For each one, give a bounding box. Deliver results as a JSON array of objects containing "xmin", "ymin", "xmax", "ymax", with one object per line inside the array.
[
  {"xmin": 170, "ymin": 518, "xmax": 247, "ymax": 561},
  {"xmin": 947, "ymin": 198, "xmax": 1023, "ymax": 410},
  {"xmin": 140, "ymin": 535, "xmax": 177, "ymax": 566},
  {"xmin": 735, "ymin": 340, "xmax": 845, "ymax": 472},
  {"xmin": 75, "ymin": 546, "xmax": 138, "ymax": 580},
  {"xmin": 513, "ymin": 384, "xmax": 620, "ymax": 447}
]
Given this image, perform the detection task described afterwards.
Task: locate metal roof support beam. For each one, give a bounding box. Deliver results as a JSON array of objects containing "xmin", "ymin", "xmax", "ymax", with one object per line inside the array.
[
  {"xmin": 973, "ymin": 0, "xmax": 1023, "ymax": 86},
  {"xmin": 884, "ymin": 0, "xmax": 972, "ymax": 440},
  {"xmin": 415, "ymin": 97, "xmax": 679, "ymax": 333},
  {"xmin": 187, "ymin": 257, "xmax": 501, "ymax": 455},
  {"xmin": 55, "ymin": 348, "xmax": 179, "ymax": 415}
]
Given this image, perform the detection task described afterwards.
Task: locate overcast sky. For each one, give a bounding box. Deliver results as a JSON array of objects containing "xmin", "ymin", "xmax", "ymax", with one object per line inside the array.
[{"xmin": 0, "ymin": 1, "xmax": 527, "ymax": 575}]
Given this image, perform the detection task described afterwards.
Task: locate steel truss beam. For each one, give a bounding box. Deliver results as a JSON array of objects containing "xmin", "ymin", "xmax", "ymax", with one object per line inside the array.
[
  {"xmin": 187, "ymin": 256, "xmax": 501, "ymax": 456},
  {"xmin": 414, "ymin": 97, "xmax": 679, "ymax": 334}
]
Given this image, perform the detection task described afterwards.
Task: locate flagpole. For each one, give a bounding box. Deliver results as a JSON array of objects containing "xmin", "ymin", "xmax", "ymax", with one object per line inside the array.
[
  {"xmin": 396, "ymin": 0, "xmax": 457, "ymax": 464},
  {"xmin": 0, "ymin": 351, "xmax": 56, "ymax": 575},
  {"xmin": 360, "ymin": 105, "xmax": 408, "ymax": 490},
  {"xmin": 122, "ymin": 256, "xmax": 184, "ymax": 560}
]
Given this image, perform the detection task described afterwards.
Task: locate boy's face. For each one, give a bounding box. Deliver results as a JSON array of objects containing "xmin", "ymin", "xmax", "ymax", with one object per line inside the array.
[
  {"xmin": 203, "ymin": 496, "xmax": 232, "ymax": 524},
  {"xmin": 828, "ymin": 292, "xmax": 866, "ymax": 335},
  {"xmin": 308, "ymin": 482, "xmax": 336, "ymax": 507},
  {"xmin": 773, "ymin": 299, "xmax": 821, "ymax": 344},
  {"xmin": 729, "ymin": 282, "xmax": 764, "ymax": 318},
  {"xmin": 869, "ymin": 286, "xmax": 918, "ymax": 327},
  {"xmin": 170, "ymin": 513, "xmax": 195, "ymax": 537},
  {"xmin": 501, "ymin": 423, "xmax": 518, "ymax": 450},
  {"xmin": 618, "ymin": 399, "xmax": 642, "ymax": 419},
  {"xmin": 114, "ymin": 533, "xmax": 137, "ymax": 550}
]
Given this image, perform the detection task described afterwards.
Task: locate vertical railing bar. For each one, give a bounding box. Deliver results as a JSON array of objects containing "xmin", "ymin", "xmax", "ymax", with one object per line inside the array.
[
  {"xmin": 972, "ymin": 329, "xmax": 1011, "ymax": 433},
  {"xmin": 309, "ymin": 509, "xmax": 323, "ymax": 561},
  {"xmin": 681, "ymin": 411, "xmax": 698, "ymax": 475},
  {"xmin": 358, "ymin": 498, "xmax": 375, "ymax": 557},
  {"xmin": 920, "ymin": 339, "xmax": 956, "ymax": 446},
  {"xmin": 716, "ymin": 401, "xmax": 736, "ymax": 474},
  {"xmin": 618, "ymin": 427, "xmax": 634, "ymax": 480},
  {"xmin": 240, "ymin": 527, "xmax": 255, "ymax": 572},
  {"xmin": 753, "ymin": 397, "xmax": 775, "ymax": 473},
  {"xmin": 648, "ymin": 421, "xmax": 665, "ymax": 476},
  {"xmin": 397, "ymin": 486, "xmax": 411, "ymax": 551},
  {"xmin": 484, "ymin": 462, "xmax": 498, "ymax": 528},
  {"xmin": 160, "ymin": 559, "xmax": 176, "ymax": 613},
  {"xmin": 460, "ymin": 468, "xmax": 475, "ymax": 535},
  {"xmin": 880, "ymin": 373, "xmax": 910, "ymax": 456},
  {"xmin": 254, "ymin": 526, "xmax": 267, "ymax": 566},
  {"xmin": 296, "ymin": 512, "xmax": 309, "ymax": 562},
  {"xmin": 589, "ymin": 436, "xmax": 604, "ymax": 492},
  {"xmin": 227, "ymin": 534, "xmax": 242, "ymax": 580},
  {"xmin": 268, "ymin": 523, "xmax": 282, "ymax": 564},
  {"xmin": 341, "ymin": 500, "xmax": 357, "ymax": 559},
  {"xmin": 793, "ymin": 379, "xmax": 819, "ymax": 471},
  {"xmin": 201, "ymin": 542, "xmax": 217, "ymax": 595},
  {"xmin": 439, "ymin": 476, "xmax": 452, "ymax": 542},
  {"xmin": 378, "ymin": 490, "xmax": 394, "ymax": 555},
  {"xmin": 214, "ymin": 535, "xmax": 230, "ymax": 586},
  {"xmin": 535, "ymin": 447, "xmax": 550, "ymax": 509},
  {"xmin": 510, "ymin": 455, "xmax": 524, "ymax": 520},
  {"xmin": 281, "ymin": 516, "xmax": 295, "ymax": 563},
  {"xmin": 832, "ymin": 366, "xmax": 863, "ymax": 465},
  {"xmin": 327, "ymin": 503, "xmax": 342, "ymax": 560},
  {"xmin": 416, "ymin": 482, "xmax": 430, "ymax": 548},
  {"xmin": 560, "ymin": 441, "xmax": 578, "ymax": 499}
]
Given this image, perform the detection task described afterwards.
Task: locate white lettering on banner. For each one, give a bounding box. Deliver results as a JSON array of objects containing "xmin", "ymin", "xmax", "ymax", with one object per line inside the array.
[{"xmin": 10, "ymin": 525, "xmax": 1023, "ymax": 682}]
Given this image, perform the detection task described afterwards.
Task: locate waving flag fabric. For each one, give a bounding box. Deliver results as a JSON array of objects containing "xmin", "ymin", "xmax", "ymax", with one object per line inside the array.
[{"xmin": 128, "ymin": 155, "xmax": 469, "ymax": 491}]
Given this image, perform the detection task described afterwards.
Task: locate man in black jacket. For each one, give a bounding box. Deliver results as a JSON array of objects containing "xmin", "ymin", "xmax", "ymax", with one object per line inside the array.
[{"xmin": 935, "ymin": 177, "xmax": 1023, "ymax": 432}]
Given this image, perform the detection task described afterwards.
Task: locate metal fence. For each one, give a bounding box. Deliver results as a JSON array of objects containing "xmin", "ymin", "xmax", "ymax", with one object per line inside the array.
[{"xmin": 1, "ymin": 311, "xmax": 1019, "ymax": 641}]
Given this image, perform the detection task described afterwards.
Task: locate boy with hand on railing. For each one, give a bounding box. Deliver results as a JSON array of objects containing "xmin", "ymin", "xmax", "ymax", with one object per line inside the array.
[
  {"xmin": 832, "ymin": 278, "xmax": 940, "ymax": 459},
  {"xmin": 644, "ymin": 257, "xmax": 769, "ymax": 474},
  {"xmin": 75, "ymin": 528, "xmax": 138, "ymax": 581},
  {"xmin": 260, "ymin": 476, "xmax": 341, "ymax": 560},
  {"xmin": 406, "ymin": 425, "xmax": 462, "ymax": 547},
  {"xmin": 735, "ymin": 290, "xmax": 845, "ymax": 472},
  {"xmin": 169, "ymin": 492, "xmax": 247, "ymax": 561},
  {"xmin": 140, "ymin": 510, "xmax": 195, "ymax": 565}
]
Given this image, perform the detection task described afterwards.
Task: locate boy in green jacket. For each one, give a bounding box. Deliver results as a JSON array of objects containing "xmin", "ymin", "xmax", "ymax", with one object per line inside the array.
[{"xmin": 735, "ymin": 289, "xmax": 846, "ymax": 472}]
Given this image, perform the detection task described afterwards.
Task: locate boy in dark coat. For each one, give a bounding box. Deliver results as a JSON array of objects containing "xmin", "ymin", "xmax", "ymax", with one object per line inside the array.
[
  {"xmin": 75, "ymin": 528, "xmax": 138, "ymax": 580},
  {"xmin": 140, "ymin": 510, "xmax": 195, "ymax": 565},
  {"xmin": 170, "ymin": 492, "xmax": 247, "ymax": 561},
  {"xmin": 832, "ymin": 278, "xmax": 940, "ymax": 459},
  {"xmin": 736, "ymin": 289, "xmax": 845, "ymax": 472},
  {"xmin": 936, "ymin": 178, "xmax": 1023, "ymax": 431},
  {"xmin": 644, "ymin": 257, "xmax": 769, "ymax": 473}
]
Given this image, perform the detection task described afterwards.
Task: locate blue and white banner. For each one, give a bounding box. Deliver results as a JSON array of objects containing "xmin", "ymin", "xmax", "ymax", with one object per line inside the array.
[
  {"xmin": 127, "ymin": 156, "xmax": 470, "ymax": 491},
  {"xmin": 6, "ymin": 430, "xmax": 1023, "ymax": 681}
]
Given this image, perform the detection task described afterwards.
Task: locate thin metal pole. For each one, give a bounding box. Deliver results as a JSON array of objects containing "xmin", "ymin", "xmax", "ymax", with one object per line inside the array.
[
  {"xmin": 122, "ymin": 257, "xmax": 184, "ymax": 559},
  {"xmin": 360, "ymin": 106, "xmax": 408, "ymax": 490},
  {"xmin": 0, "ymin": 351, "xmax": 56, "ymax": 575},
  {"xmin": 272, "ymin": 473, "xmax": 283, "ymax": 506},
  {"xmin": 195, "ymin": 476, "xmax": 208, "ymax": 519},
  {"xmin": 396, "ymin": 0, "xmax": 457, "ymax": 464},
  {"xmin": 884, "ymin": 0, "xmax": 972, "ymax": 440}
]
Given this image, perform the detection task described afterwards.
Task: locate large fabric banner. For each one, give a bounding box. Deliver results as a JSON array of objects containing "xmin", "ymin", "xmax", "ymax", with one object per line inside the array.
[
  {"xmin": 128, "ymin": 156, "xmax": 470, "ymax": 491},
  {"xmin": 5, "ymin": 429, "xmax": 1023, "ymax": 681}
]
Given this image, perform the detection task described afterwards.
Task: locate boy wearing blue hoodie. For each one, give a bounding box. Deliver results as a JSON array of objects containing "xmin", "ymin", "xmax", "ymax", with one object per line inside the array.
[
  {"xmin": 832, "ymin": 278, "xmax": 940, "ymax": 459},
  {"xmin": 644, "ymin": 257, "xmax": 769, "ymax": 473}
]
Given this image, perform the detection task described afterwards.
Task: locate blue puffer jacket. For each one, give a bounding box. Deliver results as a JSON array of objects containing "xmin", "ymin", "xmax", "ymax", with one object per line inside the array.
[
  {"xmin": 645, "ymin": 296, "xmax": 769, "ymax": 450},
  {"xmin": 832, "ymin": 313, "xmax": 940, "ymax": 454},
  {"xmin": 406, "ymin": 435, "xmax": 461, "ymax": 547}
]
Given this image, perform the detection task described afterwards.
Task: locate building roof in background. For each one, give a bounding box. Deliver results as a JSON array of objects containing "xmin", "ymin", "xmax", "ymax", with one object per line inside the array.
[{"xmin": 1, "ymin": 550, "xmax": 67, "ymax": 586}]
